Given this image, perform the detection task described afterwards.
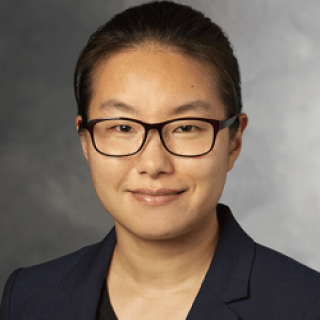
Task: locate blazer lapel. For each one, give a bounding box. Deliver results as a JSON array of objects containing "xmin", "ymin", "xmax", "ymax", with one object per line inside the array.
[
  {"xmin": 187, "ymin": 285, "xmax": 239, "ymax": 320},
  {"xmin": 187, "ymin": 204, "xmax": 256, "ymax": 319},
  {"xmin": 60, "ymin": 228, "xmax": 117, "ymax": 320}
]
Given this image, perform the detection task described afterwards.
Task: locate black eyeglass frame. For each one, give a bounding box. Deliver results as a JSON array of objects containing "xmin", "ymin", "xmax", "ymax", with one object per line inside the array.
[{"xmin": 80, "ymin": 115, "xmax": 239, "ymax": 157}]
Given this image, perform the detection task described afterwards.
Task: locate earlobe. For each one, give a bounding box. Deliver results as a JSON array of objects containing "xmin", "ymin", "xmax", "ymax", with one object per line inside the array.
[
  {"xmin": 80, "ymin": 134, "xmax": 89, "ymax": 161},
  {"xmin": 227, "ymin": 113, "xmax": 248, "ymax": 172}
]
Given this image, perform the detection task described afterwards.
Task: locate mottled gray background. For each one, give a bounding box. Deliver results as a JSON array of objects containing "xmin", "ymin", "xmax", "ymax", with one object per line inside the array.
[{"xmin": 1, "ymin": 0, "xmax": 320, "ymax": 295}]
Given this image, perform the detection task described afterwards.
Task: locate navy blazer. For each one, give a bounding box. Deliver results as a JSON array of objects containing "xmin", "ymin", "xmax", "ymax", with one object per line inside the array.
[{"xmin": 1, "ymin": 203, "xmax": 320, "ymax": 319}]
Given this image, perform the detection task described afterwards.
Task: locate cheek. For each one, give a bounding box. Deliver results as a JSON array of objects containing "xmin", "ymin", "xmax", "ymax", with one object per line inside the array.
[
  {"xmin": 87, "ymin": 152, "xmax": 132, "ymax": 204},
  {"xmin": 183, "ymin": 148, "xmax": 229, "ymax": 206}
]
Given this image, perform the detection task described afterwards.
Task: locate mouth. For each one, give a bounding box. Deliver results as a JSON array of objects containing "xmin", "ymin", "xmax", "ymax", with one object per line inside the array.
[{"xmin": 129, "ymin": 188, "xmax": 186, "ymax": 206}]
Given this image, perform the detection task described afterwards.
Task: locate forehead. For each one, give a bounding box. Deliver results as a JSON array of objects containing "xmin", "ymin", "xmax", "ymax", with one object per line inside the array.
[{"xmin": 89, "ymin": 47, "xmax": 226, "ymax": 119}]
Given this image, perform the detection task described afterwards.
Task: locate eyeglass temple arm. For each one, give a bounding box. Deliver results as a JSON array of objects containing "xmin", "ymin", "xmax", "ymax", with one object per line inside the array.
[{"xmin": 219, "ymin": 114, "xmax": 238, "ymax": 130}]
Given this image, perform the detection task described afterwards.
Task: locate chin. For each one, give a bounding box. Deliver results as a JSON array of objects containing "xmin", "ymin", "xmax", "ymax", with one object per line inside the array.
[
  {"xmin": 139, "ymin": 229, "xmax": 183, "ymax": 241},
  {"xmin": 118, "ymin": 218, "xmax": 200, "ymax": 242}
]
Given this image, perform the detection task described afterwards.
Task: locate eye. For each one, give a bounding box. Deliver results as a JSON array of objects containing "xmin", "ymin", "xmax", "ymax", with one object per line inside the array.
[
  {"xmin": 113, "ymin": 124, "xmax": 134, "ymax": 133},
  {"xmin": 175, "ymin": 125, "xmax": 199, "ymax": 133}
]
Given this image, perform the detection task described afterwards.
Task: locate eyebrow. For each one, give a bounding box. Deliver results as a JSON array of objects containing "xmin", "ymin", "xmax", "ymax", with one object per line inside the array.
[
  {"xmin": 99, "ymin": 99, "xmax": 139, "ymax": 115},
  {"xmin": 170, "ymin": 100, "xmax": 212, "ymax": 115},
  {"xmin": 99, "ymin": 99, "xmax": 212, "ymax": 116}
]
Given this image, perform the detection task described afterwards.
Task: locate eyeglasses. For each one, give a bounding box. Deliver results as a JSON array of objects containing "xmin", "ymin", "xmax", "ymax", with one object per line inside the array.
[{"xmin": 80, "ymin": 115, "xmax": 238, "ymax": 157}]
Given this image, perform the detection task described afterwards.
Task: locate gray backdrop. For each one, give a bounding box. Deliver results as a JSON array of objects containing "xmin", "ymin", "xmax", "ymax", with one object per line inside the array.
[{"xmin": 1, "ymin": 0, "xmax": 320, "ymax": 295}]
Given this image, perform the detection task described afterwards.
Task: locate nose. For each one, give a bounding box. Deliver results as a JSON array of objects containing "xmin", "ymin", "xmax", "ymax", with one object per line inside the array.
[{"xmin": 135, "ymin": 129, "xmax": 174, "ymax": 178}]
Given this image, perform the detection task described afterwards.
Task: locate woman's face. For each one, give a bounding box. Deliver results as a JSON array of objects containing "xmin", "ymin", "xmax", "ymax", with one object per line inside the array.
[{"xmin": 76, "ymin": 46, "xmax": 246, "ymax": 240}]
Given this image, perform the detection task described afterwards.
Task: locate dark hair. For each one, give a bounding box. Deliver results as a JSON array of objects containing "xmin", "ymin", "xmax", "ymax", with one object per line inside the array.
[{"xmin": 74, "ymin": 0, "xmax": 242, "ymax": 135}]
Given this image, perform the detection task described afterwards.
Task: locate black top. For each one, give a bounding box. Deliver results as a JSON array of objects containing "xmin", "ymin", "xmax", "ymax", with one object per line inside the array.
[{"xmin": 96, "ymin": 280, "xmax": 118, "ymax": 320}]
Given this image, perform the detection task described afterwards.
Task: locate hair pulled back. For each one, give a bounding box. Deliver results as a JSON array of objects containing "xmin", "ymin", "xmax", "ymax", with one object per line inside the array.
[{"xmin": 74, "ymin": 0, "xmax": 242, "ymax": 133}]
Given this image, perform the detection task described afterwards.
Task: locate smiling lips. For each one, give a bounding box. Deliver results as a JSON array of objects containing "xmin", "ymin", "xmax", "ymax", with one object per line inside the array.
[{"xmin": 130, "ymin": 188, "xmax": 185, "ymax": 206}]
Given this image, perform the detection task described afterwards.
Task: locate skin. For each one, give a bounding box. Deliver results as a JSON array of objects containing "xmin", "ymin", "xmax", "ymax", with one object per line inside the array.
[{"xmin": 76, "ymin": 45, "xmax": 248, "ymax": 320}]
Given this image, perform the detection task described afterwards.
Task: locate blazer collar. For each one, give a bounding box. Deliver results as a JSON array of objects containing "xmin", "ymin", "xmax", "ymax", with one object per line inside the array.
[
  {"xmin": 61, "ymin": 203, "xmax": 255, "ymax": 319},
  {"xmin": 61, "ymin": 228, "xmax": 116, "ymax": 319},
  {"xmin": 204, "ymin": 203, "xmax": 256, "ymax": 303},
  {"xmin": 186, "ymin": 204, "xmax": 256, "ymax": 320}
]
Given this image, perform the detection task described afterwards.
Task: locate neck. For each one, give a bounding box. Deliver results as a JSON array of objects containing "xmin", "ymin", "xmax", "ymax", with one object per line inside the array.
[{"xmin": 108, "ymin": 212, "xmax": 220, "ymax": 293}]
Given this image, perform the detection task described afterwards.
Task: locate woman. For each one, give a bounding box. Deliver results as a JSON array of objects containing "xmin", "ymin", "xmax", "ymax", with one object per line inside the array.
[{"xmin": 1, "ymin": 1, "xmax": 320, "ymax": 319}]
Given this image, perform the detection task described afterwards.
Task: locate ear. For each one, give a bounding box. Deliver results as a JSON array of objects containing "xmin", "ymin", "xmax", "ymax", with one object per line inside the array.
[
  {"xmin": 75, "ymin": 115, "xmax": 89, "ymax": 162},
  {"xmin": 227, "ymin": 113, "xmax": 248, "ymax": 172}
]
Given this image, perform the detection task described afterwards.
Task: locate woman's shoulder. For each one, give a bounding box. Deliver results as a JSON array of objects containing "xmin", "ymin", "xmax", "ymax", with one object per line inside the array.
[
  {"xmin": 253, "ymin": 243, "xmax": 320, "ymax": 284},
  {"xmin": 0, "ymin": 242, "xmax": 102, "ymax": 319},
  {"xmin": 0, "ymin": 229, "xmax": 117, "ymax": 319},
  {"xmin": 7, "ymin": 242, "xmax": 100, "ymax": 290},
  {"xmin": 8, "ymin": 228, "xmax": 114, "ymax": 291},
  {"xmin": 220, "ymin": 239, "xmax": 320, "ymax": 318},
  {"xmin": 219, "ymin": 203, "xmax": 320, "ymax": 288},
  {"xmin": 246, "ymin": 242, "xmax": 320, "ymax": 314}
]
